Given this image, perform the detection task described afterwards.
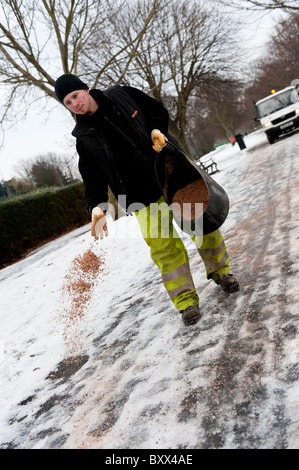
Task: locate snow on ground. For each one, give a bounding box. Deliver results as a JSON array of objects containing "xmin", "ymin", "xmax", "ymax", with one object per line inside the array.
[{"xmin": 1, "ymin": 129, "xmax": 299, "ymax": 449}]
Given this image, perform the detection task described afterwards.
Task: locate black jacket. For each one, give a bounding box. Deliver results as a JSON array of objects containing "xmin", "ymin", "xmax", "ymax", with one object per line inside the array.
[{"xmin": 72, "ymin": 85, "xmax": 173, "ymax": 213}]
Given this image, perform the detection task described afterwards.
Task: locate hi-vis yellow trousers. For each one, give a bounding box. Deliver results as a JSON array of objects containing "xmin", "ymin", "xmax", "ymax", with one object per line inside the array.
[{"xmin": 135, "ymin": 196, "xmax": 230, "ymax": 311}]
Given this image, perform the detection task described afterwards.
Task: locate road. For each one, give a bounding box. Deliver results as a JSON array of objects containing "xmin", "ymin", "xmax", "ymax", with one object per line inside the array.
[{"xmin": 1, "ymin": 130, "xmax": 299, "ymax": 449}]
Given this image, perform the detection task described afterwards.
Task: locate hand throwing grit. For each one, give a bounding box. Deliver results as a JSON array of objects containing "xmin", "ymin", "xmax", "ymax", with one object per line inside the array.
[{"xmin": 60, "ymin": 247, "xmax": 104, "ymax": 355}]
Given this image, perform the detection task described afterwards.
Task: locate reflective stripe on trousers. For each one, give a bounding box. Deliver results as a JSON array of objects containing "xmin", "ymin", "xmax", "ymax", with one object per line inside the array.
[
  {"xmin": 192, "ymin": 229, "xmax": 230, "ymax": 280},
  {"xmin": 135, "ymin": 196, "xmax": 230, "ymax": 311}
]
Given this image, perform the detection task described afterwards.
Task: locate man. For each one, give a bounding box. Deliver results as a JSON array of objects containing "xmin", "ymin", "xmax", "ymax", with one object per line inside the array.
[{"xmin": 54, "ymin": 73, "xmax": 239, "ymax": 326}]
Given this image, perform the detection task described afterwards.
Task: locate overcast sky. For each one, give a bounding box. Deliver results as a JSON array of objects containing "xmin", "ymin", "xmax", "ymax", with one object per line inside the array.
[{"xmin": 0, "ymin": 7, "xmax": 287, "ymax": 181}]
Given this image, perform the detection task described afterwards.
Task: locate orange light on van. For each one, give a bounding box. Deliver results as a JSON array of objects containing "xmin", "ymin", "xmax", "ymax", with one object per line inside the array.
[{"xmin": 271, "ymin": 89, "xmax": 276, "ymax": 94}]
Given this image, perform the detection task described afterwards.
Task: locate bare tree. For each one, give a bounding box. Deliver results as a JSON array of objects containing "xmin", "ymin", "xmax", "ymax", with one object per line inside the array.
[
  {"xmin": 188, "ymin": 77, "xmax": 245, "ymax": 155},
  {"xmin": 108, "ymin": 0, "xmax": 240, "ymax": 154},
  {"xmin": 0, "ymin": 0, "xmax": 168, "ymax": 126},
  {"xmin": 263, "ymin": 12, "xmax": 299, "ymax": 83},
  {"xmin": 213, "ymin": 0, "xmax": 299, "ymax": 12},
  {"xmin": 80, "ymin": 0, "xmax": 173, "ymax": 88},
  {"xmin": 13, "ymin": 152, "xmax": 77, "ymax": 187},
  {"xmin": 0, "ymin": 0, "xmax": 171, "ymax": 215},
  {"xmin": 31, "ymin": 155, "xmax": 66, "ymax": 187},
  {"xmin": 6, "ymin": 176, "xmax": 33, "ymax": 194},
  {"xmin": 0, "ymin": 0, "xmax": 241, "ymax": 160},
  {"xmin": 243, "ymin": 12, "xmax": 299, "ymax": 110}
]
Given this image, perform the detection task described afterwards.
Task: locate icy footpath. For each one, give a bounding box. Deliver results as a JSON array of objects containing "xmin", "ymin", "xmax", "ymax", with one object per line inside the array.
[
  {"xmin": 0, "ymin": 215, "xmax": 156, "ymax": 447},
  {"xmin": 1, "ymin": 130, "xmax": 299, "ymax": 449}
]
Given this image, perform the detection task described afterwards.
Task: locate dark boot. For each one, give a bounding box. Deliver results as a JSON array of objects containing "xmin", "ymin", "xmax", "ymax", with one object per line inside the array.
[
  {"xmin": 215, "ymin": 273, "xmax": 239, "ymax": 292},
  {"xmin": 180, "ymin": 305, "xmax": 201, "ymax": 326}
]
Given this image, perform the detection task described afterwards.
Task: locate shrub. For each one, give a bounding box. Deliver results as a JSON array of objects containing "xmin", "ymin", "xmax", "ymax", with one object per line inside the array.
[{"xmin": 0, "ymin": 183, "xmax": 90, "ymax": 268}]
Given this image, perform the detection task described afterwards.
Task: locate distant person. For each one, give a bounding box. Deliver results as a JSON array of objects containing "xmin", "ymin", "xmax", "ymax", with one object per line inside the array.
[{"xmin": 54, "ymin": 74, "xmax": 239, "ymax": 326}]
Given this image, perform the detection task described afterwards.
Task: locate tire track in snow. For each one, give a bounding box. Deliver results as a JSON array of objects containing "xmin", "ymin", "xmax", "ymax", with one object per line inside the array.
[{"xmin": 187, "ymin": 135, "xmax": 299, "ymax": 448}]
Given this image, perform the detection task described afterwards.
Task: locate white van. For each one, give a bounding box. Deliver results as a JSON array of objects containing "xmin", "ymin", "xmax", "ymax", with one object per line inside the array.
[{"xmin": 255, "ymin": 86, "xmax": 299, "ymax": 144}]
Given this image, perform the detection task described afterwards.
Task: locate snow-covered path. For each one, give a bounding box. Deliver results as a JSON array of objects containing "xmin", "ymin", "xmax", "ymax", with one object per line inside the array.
[{"xmin": 1, "ymin": 130, "xmax": 299, "ymax": 449}]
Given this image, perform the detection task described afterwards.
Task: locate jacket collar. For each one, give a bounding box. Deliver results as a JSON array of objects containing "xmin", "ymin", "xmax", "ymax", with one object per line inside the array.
[{"xmin": 72, "ymin": 122, "xmax": 96, "ymax": 137}]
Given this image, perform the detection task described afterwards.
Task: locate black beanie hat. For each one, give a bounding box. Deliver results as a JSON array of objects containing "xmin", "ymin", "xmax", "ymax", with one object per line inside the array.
[{"xmin": 55, "ymin": 73, "xmax": 89, "ymax": 103}]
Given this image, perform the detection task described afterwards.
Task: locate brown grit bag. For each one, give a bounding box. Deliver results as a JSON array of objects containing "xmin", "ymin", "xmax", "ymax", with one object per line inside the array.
[{"xmin": 154, "ymin": 138, "xmax": 229, "ymax": 236}]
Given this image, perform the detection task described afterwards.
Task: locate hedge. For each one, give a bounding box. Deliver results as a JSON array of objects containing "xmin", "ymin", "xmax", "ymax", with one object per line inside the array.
[{"xmin": 0, "ymin": 183, "xmax": 90, "ymax": 268}]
